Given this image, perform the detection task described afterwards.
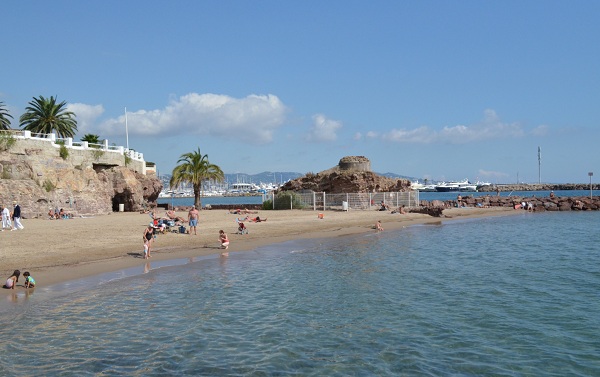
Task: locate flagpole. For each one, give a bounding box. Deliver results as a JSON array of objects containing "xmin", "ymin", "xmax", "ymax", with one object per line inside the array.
[{"xmin": 125, "ymin": 107, "xmax": 129, "ymax": 150}]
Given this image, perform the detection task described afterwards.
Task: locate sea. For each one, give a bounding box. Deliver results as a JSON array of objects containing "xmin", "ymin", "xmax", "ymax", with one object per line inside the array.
[
  {"xmin": 0, "ymin": 191, "xmax": 599, "ymax": 376},
  {"xmin": 159, "ymin": 189, "xmax": 597, "ymax": 208}
]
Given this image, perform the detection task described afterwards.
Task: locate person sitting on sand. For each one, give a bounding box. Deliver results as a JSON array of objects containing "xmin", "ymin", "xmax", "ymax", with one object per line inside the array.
[
  {"xmin": 166, "ymin": 210, "xmax": 186, "ymax": 223},
  {"xmin": 23, "ymin": 271, "xmax": 35, "ymax": 288},
  {"xmin": 391, "ymin": 206, "xmax": 406, "ymax": 214},
  {"xmin": 4, "ymin": 270, "xmax": 20, "ymax": 289},
  {"xmin": 376, "ymin": 220, "xmax": 384, "ymax": 231},
  {"xmin": 379, "ymin": 201, "xmax": 390, "ymax": 211},
  {"xmin": 238, "ymin": 222, "xmax": 248, "ymax": 234}
]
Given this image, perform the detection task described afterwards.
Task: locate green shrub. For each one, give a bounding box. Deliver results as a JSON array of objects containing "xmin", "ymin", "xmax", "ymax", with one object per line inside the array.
[
  {"xmin": 43, "ymin": 179, "xmax": 56, "ymax": 192},
  {"xmin": 0, "ymin": 133, "xmax": 16, "ymax": 151},
  {"xmin": 264, "ymin": 191, "xmax": 306, "ymax": 210},
  {"xmin": 59, "ymin": 144, "xmax": 69, "ymax": 160}
]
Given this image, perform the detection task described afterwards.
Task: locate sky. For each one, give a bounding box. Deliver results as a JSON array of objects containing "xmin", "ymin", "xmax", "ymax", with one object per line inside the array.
[{"xmin": 3, "ymin": 1, "xmax": 600, "ymax": 184}]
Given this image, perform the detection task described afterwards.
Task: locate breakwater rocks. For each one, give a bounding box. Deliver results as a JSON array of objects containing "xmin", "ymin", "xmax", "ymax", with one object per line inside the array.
[
  {"xmin": 423, "ymin": 195, "xmax": 599, "ymax": 212},
  {"xmin": 478, "ymin": 183, "xmax": 599, "ymax": 192}
]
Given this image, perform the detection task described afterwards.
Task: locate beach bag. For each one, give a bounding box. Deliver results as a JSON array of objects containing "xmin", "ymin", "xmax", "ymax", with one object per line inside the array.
[
  {"xmin": 179, "ymin": 225, "xmax": 186, "ymax": 234},
  {"xmin": 167, "ymin": 220, "xmax": 175, "ymax": 227}
]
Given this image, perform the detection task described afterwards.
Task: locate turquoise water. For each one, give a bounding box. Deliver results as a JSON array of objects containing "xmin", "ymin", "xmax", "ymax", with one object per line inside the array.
[{"xmin": 1, "ymin": 211, "xmax": 599, "ymax": 376}]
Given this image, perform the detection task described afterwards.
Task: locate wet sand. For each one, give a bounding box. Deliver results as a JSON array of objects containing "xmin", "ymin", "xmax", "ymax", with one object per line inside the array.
[{"xmin": 0, "ymin": 206, "xmax": 517, "ymax": 292}]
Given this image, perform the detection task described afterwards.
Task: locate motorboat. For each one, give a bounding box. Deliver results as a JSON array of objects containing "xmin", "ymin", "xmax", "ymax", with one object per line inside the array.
[{"xmin": 435, "ymin": 179, "xmax": 477, "ymax": 192}]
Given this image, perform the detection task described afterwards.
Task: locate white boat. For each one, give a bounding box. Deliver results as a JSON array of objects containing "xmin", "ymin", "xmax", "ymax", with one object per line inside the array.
[{"xmin": 436, "ymin": 179, "xmax": 477, "ymax": 192}]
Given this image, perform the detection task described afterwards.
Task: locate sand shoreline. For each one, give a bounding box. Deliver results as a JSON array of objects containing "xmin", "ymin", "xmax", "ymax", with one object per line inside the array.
[{"xmin": 0, "ymin": 207, "xmax": 519, "ymax": 299}]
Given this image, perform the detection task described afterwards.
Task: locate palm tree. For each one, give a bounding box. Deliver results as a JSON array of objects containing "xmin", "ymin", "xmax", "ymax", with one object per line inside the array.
[
  {"xmin": 19, "ymin": 95, "xmax": 77, "ymax": 138},
  {"xmin": 81, "ymin": 133, "xmax": 101, "ymax": 144},
  {"xmin": 0, "ymin": 102, "xmax": 13, "ymax": 130},
  {"xmin": 170, "ymin": 147, "xmax": 225, "ymax": 208}
]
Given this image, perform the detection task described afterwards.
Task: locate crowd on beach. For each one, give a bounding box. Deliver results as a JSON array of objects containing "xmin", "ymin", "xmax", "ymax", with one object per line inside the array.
[
  {"xmin": 141, "ymin": 206, "xmax": 265, "ymax": 260},
  {"xmin": 47, "ymin": 207, "xmax": 75, "ymax": 220}
]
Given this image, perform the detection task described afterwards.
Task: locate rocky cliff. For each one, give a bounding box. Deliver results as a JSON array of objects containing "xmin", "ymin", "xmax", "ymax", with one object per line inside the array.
[{"xmin": 0, "ymin": 138, "xmax": 162, "ymax": 218}]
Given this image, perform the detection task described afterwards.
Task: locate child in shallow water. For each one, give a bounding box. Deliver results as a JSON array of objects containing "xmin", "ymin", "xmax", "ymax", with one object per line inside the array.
[
  {"xmin": 23, "ymin": 271, "xmax": 36, "ymax": 288},
  {"xmin": 4, "ymin": 270, "xmax": 20, "ymax": 289}
]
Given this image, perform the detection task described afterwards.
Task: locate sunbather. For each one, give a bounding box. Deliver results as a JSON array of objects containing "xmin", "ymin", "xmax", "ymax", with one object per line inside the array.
[{"xmin": 166, "ymin": 210, "xmax": 186, "ymax": 223}]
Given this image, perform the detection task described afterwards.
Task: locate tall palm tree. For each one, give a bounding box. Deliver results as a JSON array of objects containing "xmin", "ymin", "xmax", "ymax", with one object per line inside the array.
[
  {"xmin": 170, "ymin": 147, "xmax": 225, "ymax": 208},
  {"xmin": 0, "ymin": 102, "xmax": 13, "ymax": 130},
  {"xmin": 19, "ymin": 95, "xmax": 78, "ymax": 138}
]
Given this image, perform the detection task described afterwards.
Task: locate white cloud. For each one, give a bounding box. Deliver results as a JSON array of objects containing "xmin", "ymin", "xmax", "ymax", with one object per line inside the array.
[
  {"xmin": 306, "ymin": 114, "xmax": 342, "ymax": 142},
  {"xmin": 382, "ymin": 109, "xmax": 525, "ymax": 144},
  {"xmin": 67, "ymin": 103, "xmax": 105, "ymax": 135},
  {"xmin": 96, "ymin": 93, "xmax": 287, "ymax": 144},
  {"xmin": 478, "ymin": 169, "xmax": 509, "ymax": 179},
  {"xmin": 530, "ymin": 124, "xmax": 548, "ymax": 136},
  {"xmin": 354, "ymin": 132, "xmax": 363, "ymax": 140}
]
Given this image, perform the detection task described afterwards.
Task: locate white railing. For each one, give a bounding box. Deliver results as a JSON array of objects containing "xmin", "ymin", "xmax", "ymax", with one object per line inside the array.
[
  {"xmin": 2, "ymin": 130, "xmax": 144, "ymax": 162},
  {"xmin": 265, "ymin": 191, "xmax": 420, "ymax": 211}
]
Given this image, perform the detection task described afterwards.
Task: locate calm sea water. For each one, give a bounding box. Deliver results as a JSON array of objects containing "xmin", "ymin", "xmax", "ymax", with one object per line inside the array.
[
  {"xmin": 1, "ymin": 211, "xmax": 599, "ymax": 376},
  {"xmin": 161, "ymin": 190, "xmax": 598, "ymax": 207}
]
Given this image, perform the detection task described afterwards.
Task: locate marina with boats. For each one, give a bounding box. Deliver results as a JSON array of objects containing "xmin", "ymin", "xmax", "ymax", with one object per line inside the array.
[{"xmin": 411, "ymin": 179, "xmax": 492, "ymax": 192}]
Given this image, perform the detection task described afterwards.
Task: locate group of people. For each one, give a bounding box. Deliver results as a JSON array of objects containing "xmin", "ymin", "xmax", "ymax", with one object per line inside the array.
[
  {"xmin": 2, "ymin": 202, "xmax": 24, "ymax": 231},
  {"xmin": 4, "ymin": 270, "xmax": 35, "ymax": 289},
  {"xmin": 47, "ymin": 207, "xmax": 73, "ymax": 220},
  {"xmin": 378, "ymin": 201, "xmax": 407, "ymax": 214},
  {"xmin": 142, "ymin": 205, "xmax": 230, "ymax": 259}
]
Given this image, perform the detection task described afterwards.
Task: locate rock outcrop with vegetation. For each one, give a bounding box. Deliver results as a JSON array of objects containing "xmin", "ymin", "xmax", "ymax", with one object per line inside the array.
[
  {"xmin": 279, "ymin": 156, "xmax": 412, "ymax": 193},
  {"xmin": 0, "ymin": 137, "xmax": 162, "ymax": 218}
]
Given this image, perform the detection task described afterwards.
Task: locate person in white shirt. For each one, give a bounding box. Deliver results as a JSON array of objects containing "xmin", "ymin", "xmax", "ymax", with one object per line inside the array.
[{"xmin": 1, "ymin": 204, "xmax": 11, "ymax": 230}]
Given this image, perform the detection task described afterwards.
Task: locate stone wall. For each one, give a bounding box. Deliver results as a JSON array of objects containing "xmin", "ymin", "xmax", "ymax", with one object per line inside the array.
[{"xmin": 338, "ymin": 156, "xmax": 371, "ymax": 172}]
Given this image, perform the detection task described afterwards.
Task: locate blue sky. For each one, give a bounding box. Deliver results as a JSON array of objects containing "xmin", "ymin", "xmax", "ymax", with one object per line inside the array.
[{"xmin": 3, "ymin": 1, "xmax": 600, "ymax": 183}]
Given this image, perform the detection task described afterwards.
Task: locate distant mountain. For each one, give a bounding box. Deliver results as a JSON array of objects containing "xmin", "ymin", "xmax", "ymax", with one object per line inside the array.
[
  {"xmin": 157, "ymin": 171, "xmax": 304, "ymax": 188},
  {"xmin": 222, "ymin": 171, "xmax": 304, "ymax": 185},
  {"xmin": 377, "ymin": 172, "xmax": 417, "ymax": 181}
]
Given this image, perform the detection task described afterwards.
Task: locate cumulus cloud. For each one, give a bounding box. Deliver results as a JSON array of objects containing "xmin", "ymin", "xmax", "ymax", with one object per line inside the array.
[
  {"xmin": 382, "ymin": 109, "xmax": 525, "ymax": 144},
  {"xmin": 97, "ymin": 93, "xmax": 287, "ymax": 144},
  {"xmin": 306, "ymin": 114, "xmax": 342, "ymax": 142},
  {"xmin": 67, "ymin": 103, "xmax": 105, "ymax": 134}
]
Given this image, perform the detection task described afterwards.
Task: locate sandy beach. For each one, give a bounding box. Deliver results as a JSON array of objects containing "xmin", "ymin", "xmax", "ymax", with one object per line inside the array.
[{"xmin": 0, "ymin": 206, "xmax": 516, "ymax": 292}]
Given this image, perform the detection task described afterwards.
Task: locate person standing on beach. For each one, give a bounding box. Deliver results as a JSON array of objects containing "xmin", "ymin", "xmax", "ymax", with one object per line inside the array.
[
  {"xmin": 1, "ymin": 204, "xmax": 11, "ymax": 230},
  {"xmin": 11, "ymin": 201, "xmax": 24, "ymax": 230},
  {"xmin": 188, "ymin": 205, "xmax": 199, "ymax": 235},
  {"xmin": 143, "ymin": 224, "xmax": 154, "ymax": 258}
]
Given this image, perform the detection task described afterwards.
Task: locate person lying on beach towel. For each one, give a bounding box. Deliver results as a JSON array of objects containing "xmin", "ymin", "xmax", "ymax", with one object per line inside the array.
[
  {"xmin": 166, "ymin": 210, "xmax": 186, "ymax": 223},
  {"xmin": 250, "ymin": 216, "xmax": 266, "ymax": 223}
]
